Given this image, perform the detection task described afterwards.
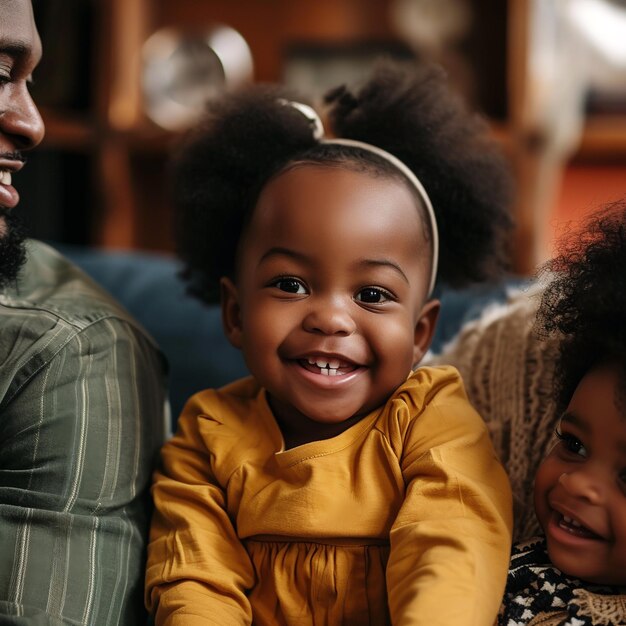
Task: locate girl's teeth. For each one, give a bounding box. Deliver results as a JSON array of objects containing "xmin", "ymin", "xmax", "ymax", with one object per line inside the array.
[
  {"xmin": 563, "ymin": 515, "xmax": 581, "ymax": 528},
  {"xmin": 310, "ymin": 358, "xmax": 342, "ymax": 369},
  {"xmin": 0, "ymin": 171, "xmax": 11, "ymax": 185},
  {"xmin": 305, "ymin": 357, "xmax": 343, "ymax": 375}
]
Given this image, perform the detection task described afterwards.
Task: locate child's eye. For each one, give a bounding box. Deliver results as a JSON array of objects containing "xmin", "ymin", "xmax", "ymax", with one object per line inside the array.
[
  {"xmin": 271, "ymin": 278, "xmax": 307, "ymax": 294},
  {"xmin": 555, "ymin": 428, "xmax": 588, "ymax": 458},
  {"xmin": 355, "ymin": 287, "xmax": 392, "ymax": 304},
  {"xmin": 618, "ymin": 470, "xmax": 626, "ymax": 495}
]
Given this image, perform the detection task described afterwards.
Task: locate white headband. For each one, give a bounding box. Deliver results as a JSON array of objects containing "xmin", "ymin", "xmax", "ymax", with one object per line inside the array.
[{"xmin": 283, "ymin": 100, "xmax": 439, "ymax": 296}]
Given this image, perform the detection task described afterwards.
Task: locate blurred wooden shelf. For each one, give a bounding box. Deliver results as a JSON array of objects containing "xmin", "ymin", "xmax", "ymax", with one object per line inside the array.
[
  {"xmin": 40, "ymin": 108, "xmax": 95, "ymax": 151},
  {"xmin": 577, "ymin": 115, "xmax": 626, "ymax": 160},
  {"xmin": 33, "ymin": 0, "xmax": 626, "ymax": 257}
]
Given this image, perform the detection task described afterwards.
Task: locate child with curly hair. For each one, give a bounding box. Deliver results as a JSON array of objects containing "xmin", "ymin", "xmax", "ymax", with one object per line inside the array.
[
  {"xmin": 145, "ymin": 62, "xmax": 514, "ymax": 625},
  {"xmin": 499, "ymin": 200, "xmax": 626, "ymax": 626}
]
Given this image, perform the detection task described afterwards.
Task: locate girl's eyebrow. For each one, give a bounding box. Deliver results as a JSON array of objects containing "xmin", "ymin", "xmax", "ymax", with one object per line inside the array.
[
  {"xmin": 259, "ymin": 247, "xmax": 308, "ymax": 264},
  {"xmin": 560, "ymin": 412, "xmax": 590, "ymax": 433},
  {"xmin": 259, "ymin": 247, "xmax": 409, "ymax": 283},
  {"xmin": 562, "ymin": 411, "xmax": 626, "ymax": 454},
  {"xmin": 356, "ymin": 258, "xmax": 409, "ymax": 284}
]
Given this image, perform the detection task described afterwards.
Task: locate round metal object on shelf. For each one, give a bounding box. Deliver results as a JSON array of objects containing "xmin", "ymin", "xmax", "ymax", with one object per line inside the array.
[{"xmin": 142, "ymin": 25, "xmax": 254, "ymax": 131}]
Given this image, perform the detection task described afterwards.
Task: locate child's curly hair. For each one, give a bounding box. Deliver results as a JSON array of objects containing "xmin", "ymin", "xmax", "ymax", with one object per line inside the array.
[
  {"xmin": 173, "ymin": 61, "xmax": 514, "ymax": 303},
  {"xmin": 536, "ymin": 199, "xmax": 626, "ymax": 415}
]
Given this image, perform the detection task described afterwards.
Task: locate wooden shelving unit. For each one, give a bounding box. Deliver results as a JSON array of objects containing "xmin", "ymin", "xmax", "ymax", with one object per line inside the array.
[
  {"xmin": 578, "ymin": 116, "xmax": 626, "ymax": 160},
  {"xmin": 33, "ymin": 0, "xmax": 625, "ymax": 267}
]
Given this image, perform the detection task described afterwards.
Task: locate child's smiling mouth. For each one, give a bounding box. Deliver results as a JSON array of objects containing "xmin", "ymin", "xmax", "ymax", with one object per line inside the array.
[
  {"xmin": 299, "ymin": 356, "xmax": 359, "ymax": 377},
  {"xmin": 547, "ymin": 506, "xmax": 606, "ymax": 544},
  {"xmin": 557, "ymin": 514, "xmax": 602, "ymax": 540}
]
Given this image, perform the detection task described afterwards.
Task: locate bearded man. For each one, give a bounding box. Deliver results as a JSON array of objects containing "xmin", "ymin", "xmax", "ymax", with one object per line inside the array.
[{"xmin": 0, "ymin": 2, "xmax": 167, "ymax": 623}]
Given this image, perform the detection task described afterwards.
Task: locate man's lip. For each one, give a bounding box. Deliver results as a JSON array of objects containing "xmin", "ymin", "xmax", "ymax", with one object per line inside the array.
[
  {"xmin": 0, "ymin": 182, "xmax": 19, "ymax": 210},
  {"xmin": 0, "ymin": 159, "xmax": 25, "ymax": 173},
  {"xmin": 0, "ymin": 157, "xmax": 24, "ymax": 209}
]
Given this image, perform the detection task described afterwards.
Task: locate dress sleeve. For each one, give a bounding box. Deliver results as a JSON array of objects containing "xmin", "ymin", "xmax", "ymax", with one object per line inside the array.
[
  {"xmin": 426, "ymin": 286, "xmax": 558, "ymax": 540},
  {"xmin": 145, "ymin": 394, "xmax": 255, "ymax": 626},
  {"xmin": 386, "ymin": 375, "xmax": 513, "ymax": 626},
  {"xmin": 0, "ymin": 318, "xmax": 167, "ymax": 625}
]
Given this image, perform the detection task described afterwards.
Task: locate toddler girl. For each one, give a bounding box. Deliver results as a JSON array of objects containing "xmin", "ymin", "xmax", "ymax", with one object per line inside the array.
[
  {"xmin": 146, "ymin": 63, "xmax": 514, "ymax": 625},
  {"xmin": 499, "ymin": 201, "xmax": 626, "ymax": 625}
]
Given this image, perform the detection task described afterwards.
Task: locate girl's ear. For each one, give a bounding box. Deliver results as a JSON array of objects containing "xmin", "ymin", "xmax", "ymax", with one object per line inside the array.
[
  {"xmin": 220, "ymin": 277, "xmax": 243, "ymax": 349},
  {"xmin": 412, "ymin": 299, "xmax": 440, "ymax": 367}
]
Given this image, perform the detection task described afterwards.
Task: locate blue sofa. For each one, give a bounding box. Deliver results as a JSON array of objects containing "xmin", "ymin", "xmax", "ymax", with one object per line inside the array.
[{"xmin": 56, "ymin": 243, "xmax": 520, "ymax": 424}]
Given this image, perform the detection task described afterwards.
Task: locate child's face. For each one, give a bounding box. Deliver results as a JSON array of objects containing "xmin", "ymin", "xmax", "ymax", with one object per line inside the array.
[
  {"xmin": 534, "ymin": 363, "xmax": 626, "ymax": 585},
  {"xmin": 221, "ymin": 164, "xmax": 439, "ymax": 435}
]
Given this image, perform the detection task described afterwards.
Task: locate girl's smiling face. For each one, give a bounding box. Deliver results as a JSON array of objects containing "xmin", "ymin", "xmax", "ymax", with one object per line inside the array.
[
  {"xmin": 221, "ymin": 163, "xmax": 439, "ymax": 446},
  {"xmin": 534, "ymin": 363, "xmax": 626, "ymax": 585}
]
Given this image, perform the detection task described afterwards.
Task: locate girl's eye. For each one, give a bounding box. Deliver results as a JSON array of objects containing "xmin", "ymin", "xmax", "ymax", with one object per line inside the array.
[
  {"xmin": 355, "ymin": 287, "xmax": 392, "ymax": 304},
  {"xmin": 555, "ymin": 428, "xmax": 588, "ymax": 458},
  {"xmin": 271, "ymin": 278, "xmax": 307, "ymax": 294}
]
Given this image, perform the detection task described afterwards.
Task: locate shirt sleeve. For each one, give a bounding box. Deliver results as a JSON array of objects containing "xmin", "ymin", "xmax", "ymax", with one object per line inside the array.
[
  {"xmin": 0, "ymin": 318, "xmax": 167, "ymax": 625},
  {"xmin": 386, "ymin": 376, "xmax": 513, "ymax": 626},
  {"xmin": 145, "ymin": 394, "xmax": 255, "ymax": 626}
]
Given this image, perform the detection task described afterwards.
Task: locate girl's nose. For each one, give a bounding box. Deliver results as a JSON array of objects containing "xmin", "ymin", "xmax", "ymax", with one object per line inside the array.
[
  {"xmin": 302, "ymin": 297, "xmax": 357, "ymax": 336},
  {"xmin": 1, "ymin": 84, "xmax": 45, "ymax": 151},
  {"xmin": 558, "ymin": 469, "xmax": 604, "ymax": 505}
]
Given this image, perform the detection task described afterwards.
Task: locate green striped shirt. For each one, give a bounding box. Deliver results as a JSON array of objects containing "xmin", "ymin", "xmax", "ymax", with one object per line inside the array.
[{"xmin": 0, "ymin": 240, "xmax": 168, "ymax": 625}]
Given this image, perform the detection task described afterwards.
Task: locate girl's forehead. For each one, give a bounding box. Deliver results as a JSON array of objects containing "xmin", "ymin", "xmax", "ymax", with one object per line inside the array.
[
  {"xmin": 252, "ymin": 164, "xmax": 423, "ymax": 237},
  {"xmin": 257, "ymin": 163, "xmax": 421, "ymax": 216},
  {"xmin": 243, "ymin": 164, "xmax": 430, "ymax": 264}
]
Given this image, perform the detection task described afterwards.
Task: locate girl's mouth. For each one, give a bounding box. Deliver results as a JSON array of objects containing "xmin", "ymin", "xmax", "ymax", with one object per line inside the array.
[
  {"xmin": 299, "ymin": 357, "xmax": 358, "ymax": 377},
  {"xmin": 556, "ymin": 513, "xmax": 602, "ymax": 540}
]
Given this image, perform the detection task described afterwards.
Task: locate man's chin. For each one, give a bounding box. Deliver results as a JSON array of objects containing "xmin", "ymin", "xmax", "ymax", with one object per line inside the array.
[{"xmin": 0, "ymin": 211, "xmax": 27, "ymax": 289}]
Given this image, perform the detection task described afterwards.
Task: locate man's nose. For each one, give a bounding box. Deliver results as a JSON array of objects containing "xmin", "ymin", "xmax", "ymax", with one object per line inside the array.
[{"xmin": 1, "ymin": 83, "xmax": 45, "ymax": 151}]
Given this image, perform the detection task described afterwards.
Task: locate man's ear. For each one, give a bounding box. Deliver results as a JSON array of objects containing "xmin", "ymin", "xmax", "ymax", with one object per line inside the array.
[
  {"xmin": 412, "ymin": 298, "xmax": 440, "ymax": 367},
  {"xmin": 220, "ymin": 277, "xmax": 243, "ymax": 349}
]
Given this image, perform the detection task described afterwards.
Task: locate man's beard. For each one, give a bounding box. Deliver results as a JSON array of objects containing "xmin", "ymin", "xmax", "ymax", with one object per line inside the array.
[{"xmin": 0, "ymin": 211, "xmax": 27, "ymax": 290}]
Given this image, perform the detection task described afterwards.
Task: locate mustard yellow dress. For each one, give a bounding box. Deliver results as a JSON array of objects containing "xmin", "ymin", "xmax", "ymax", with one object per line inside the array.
[{"xmin": 145, "ymin": 366, "xmax": 513, "ymax": 625}]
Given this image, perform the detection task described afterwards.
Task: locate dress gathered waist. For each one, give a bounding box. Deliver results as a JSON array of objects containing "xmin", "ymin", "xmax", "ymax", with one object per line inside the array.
[{"xmin": 245, "ymin": 534, "xmax": 390, "ymax": 547}]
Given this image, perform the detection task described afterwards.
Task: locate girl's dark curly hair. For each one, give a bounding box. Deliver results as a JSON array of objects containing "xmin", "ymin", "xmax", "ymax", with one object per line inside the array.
[
  {"xmin": 173, "ymin": 61, "xmax": 514, "ymax": 303},
  {"xmin": 536, "ymin": 199, "xmax": 626, "ymax": 415}
]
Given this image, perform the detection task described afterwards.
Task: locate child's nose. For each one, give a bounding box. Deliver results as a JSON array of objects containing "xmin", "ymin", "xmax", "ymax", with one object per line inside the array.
[
  {"xmin": 302, "ymin": 296, "xmax": 357, "ymax": 336},
  {"xmin": 558, "ymin": 469, "xmax": 604, "ymax": 505}
]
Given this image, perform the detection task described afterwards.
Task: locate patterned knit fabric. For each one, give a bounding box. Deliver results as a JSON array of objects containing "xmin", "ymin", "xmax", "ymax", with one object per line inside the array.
[
  {"xmin": 429, "ymin": 282, "xmax": 560, "ymax": 539},
  {"xmin": 498, "ymin": 537, "xmax": 626, "ymax": 626}
]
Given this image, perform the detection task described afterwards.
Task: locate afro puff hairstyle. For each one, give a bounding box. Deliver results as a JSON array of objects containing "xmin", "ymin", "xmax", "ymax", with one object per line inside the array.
[
  {"xmin": 172, "ymin": 61, "xmax": 514, "ymax": 304},
  {"xmin": 536, "ymin": 199, "xmax": 626, "ymax": 416}
]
